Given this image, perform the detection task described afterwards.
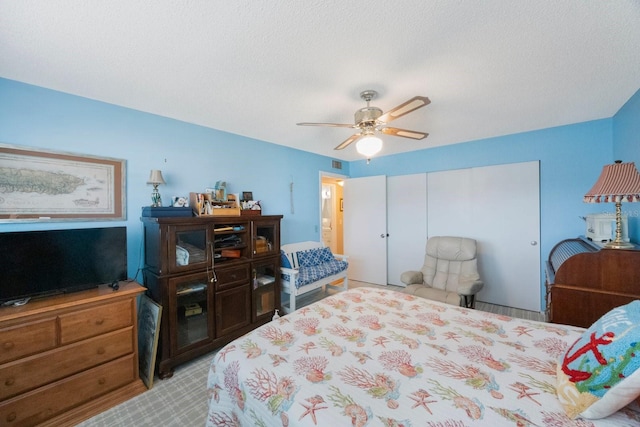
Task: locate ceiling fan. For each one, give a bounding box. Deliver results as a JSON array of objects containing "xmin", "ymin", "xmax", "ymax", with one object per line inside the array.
[{"xmin": 297, "ymin": 90, "xmax": 430, "ymax": 157}]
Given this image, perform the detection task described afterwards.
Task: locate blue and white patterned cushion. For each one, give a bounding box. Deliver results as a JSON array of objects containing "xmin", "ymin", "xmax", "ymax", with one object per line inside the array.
[
  {"xmin": 297, "ymin": 247, "xmax": 334, "ymax": 267},
  {"xmin": 295, "ymin": 259, "xmax": 348, "ymax": 288},
  {"xmin": 280, "ymin": 250, "xmax": 292, "ymax": 269},
  {"xmin": 280, "ymin": 247, "xmax": 348, "ymax": 289}
]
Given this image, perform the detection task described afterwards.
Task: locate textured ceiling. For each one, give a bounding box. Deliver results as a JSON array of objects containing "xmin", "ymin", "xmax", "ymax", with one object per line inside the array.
[{"xmin": 1, "ymin": 1, "xmax": 639, "ymax": 161}]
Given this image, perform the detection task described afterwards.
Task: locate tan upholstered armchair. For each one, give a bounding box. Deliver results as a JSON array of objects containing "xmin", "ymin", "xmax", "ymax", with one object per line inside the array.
[{"xmin": 400, "ymin": 236, "xmax": 484, "ymax": 308}]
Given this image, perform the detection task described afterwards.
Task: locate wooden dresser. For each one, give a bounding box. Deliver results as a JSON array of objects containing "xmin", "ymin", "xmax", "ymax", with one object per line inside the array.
[
  {"xmin": 546, "ymin": 237, "xmax": 640, "ymax": 328},
  {"xmin": 0, "ymin": 281, "xmax": 146, "ymax": 427}
]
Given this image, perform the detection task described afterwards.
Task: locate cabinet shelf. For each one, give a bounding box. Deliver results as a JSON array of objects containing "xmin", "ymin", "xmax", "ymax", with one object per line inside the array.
[
  {"xmin": 214, "ymin": 243, "xmax": 247, "ymax": 250},
  {"xmin": 255, "ymin": 274, "xmax": 275, "ymax": 287},
  {"xmin": 176, "ymin": 284, "xmax": 207, "ymax": 295},
  {"xmin": 214, "ymin": 225, "xmax": 246, "ymax": 233}
]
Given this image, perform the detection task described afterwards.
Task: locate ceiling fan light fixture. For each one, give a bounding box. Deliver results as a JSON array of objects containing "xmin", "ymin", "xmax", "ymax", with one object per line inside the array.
[{"xmin": 356, "ymin": 135, "xmax": 383, "ymax": 157}]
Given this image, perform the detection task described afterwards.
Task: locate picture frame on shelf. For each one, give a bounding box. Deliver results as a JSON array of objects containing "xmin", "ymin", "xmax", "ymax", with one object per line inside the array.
[{"xmin": 172, "ymin": 196, "xmax": 189, "ymax": 207}]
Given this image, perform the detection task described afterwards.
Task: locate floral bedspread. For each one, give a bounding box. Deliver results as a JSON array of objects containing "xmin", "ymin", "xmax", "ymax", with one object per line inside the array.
[{"xmin": 206, "ymin": 287, "xmax": 640, "ymax": 426}]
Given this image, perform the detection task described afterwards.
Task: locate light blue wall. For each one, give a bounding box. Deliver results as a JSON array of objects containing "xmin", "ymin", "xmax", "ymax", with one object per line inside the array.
[
  {"xmin": 0, "ymin": 78, "xmax": 347, "ymax": 279},
  {"xmin": 1, "ymin": 77, "xmax": 637, "ymax": 310},
  {"xmin": 613, "ymin": 88, "xmax": 640, "ymax": 243}
]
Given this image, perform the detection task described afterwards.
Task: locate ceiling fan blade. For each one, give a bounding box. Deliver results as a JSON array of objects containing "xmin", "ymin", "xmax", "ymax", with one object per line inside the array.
[
  {"xmin": 297, "ymin": 122, "xmax": 356, "ymax": 128},
  {"xmin": 378, "ymin": 96, "xmax": 431, "ymax": 123},
  {"xmin": 380, "ymin": 127, "xmax": 428, "ymax": 140},
  {"xmin": 334, "ymin": 134, "xmax": 361, "ymax": 150}
]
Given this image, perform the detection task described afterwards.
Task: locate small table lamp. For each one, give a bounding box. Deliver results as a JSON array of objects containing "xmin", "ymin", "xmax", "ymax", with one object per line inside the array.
[
  {"xmin": 584, "ymin": 160, "xmax": 640, "ymax": 249},
  {"xmin": 147, "ymin": 170, "xmax": 166, "ymax": 207}
]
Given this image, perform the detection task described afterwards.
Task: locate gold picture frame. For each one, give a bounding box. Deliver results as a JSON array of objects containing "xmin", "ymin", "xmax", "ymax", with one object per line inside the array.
[{"xmin": 0, "ymin": 143, "xmax": 126, "ymax": 221}]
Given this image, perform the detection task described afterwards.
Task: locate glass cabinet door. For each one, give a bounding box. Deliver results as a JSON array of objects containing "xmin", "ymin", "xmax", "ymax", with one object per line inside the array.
[
  {"xmin": 251, "ymin": 219, "xmax": 280, "ymax": 257},
  {"xmin": 169, "ymin": 272, "xmax": 213, "ymax": 354},
  {"xmin": 252, "ymin": 257, "xmax": 279, "ymax": 322},
  {"xmin": 167, "ymin": 225, "xmax": 211, "ymax": 273}
]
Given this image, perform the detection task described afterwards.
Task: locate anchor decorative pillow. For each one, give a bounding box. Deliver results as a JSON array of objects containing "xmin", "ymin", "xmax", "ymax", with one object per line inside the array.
[{"xmin": 556, "ymin": 300, "xmax": 640, "ymax": 419}]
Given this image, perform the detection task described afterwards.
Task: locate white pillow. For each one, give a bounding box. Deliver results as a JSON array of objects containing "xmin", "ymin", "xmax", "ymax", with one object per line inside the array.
[{"xmin": 176, "ymin": 245, "xmax": 189, "ymax": 266}]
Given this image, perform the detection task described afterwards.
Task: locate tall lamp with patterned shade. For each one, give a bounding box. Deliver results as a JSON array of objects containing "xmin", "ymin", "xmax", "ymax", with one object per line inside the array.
[{"xmin": 584, "ymin": 160, "xmax": 640, "ymax": 249}]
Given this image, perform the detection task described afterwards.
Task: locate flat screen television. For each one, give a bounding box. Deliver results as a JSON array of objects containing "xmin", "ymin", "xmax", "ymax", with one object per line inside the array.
[{"xmin": 0, "ymin": 226, "xmax": 127, "ymax": 305}]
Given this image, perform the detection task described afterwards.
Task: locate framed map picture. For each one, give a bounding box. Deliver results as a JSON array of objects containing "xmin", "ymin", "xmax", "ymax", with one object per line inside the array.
[
  {"xmin": 0, "ymin": 143, "xmax": 126, "ymax": 221},
  {"xmin": 138, "ymin": 294, "xmax": 162, "ymax": 389}
]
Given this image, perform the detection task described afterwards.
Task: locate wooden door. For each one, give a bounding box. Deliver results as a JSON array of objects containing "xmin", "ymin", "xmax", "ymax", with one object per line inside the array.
[{"xmin": 215, "ymin": 285, "xmax": 251, "ymax": 336}]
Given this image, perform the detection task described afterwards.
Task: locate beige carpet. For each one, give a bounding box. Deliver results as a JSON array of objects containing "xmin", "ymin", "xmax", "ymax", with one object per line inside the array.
[
  {"xmin": 77, "ymin": 351, "xmax": 213, "ymax": 427},
  {"xmin": 79, "ymin": 281, "xmax": 544, "ymax": 426}
]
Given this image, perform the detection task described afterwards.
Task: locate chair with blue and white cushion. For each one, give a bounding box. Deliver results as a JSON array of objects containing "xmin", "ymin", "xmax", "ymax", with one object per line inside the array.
[{"xmin": 280, "ymin": 241, "xmax": 348, "ymax": 313}]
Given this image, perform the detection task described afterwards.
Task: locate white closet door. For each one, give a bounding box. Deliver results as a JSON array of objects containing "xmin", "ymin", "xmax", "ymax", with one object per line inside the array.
[
  {"xmin": 427, "ymin": 161, "xmax": 541, "ymax": 311},
  {"xmin": 387, "ymin": 174, "xmax": 427, "ymax": 286},
  {"xmin": 343, "ymin": 175, "xmax": 388, "ymax": 285}
]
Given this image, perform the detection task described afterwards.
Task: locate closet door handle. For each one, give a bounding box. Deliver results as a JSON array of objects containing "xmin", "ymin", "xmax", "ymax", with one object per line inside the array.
[{"xmin": 380, "ymin": 233, "xmax": 389, "ymax": 238}]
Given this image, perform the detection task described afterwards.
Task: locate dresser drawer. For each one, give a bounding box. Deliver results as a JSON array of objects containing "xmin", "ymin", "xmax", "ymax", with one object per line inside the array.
[
  {"xmin": 59, "ymin": 299, "xmax": 132, "ymax": 344},
  {"xmin": 0, "ymin": 327, "xmax": 133, "ymax": 401},
  {"xmin": 215, "ymin": 265, "xmax": 250, "ymax": 291},
  {"xmin": 0, "ymin": 354, "xmax": 136, "ymax": 427},
  {"xmin": 0, "ymin": 319, "xmax": 57, "ymax": 365}
]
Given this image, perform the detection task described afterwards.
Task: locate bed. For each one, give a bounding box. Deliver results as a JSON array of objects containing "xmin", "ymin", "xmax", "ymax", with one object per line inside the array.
[{"xmin": 206, "ymin": 287, "xmax": 640, "ymax": 426}]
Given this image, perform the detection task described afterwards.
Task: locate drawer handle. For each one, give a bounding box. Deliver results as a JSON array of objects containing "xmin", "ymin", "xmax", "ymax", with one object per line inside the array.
[
  {"xmin": 2, "ymin": 341, "xmax": 14, "ymax": 350},
  {"xmin": 97, "ymin": 347, "xmax": 106, "ymax": 355},
  {"xmin": 6, "ymin": 412, "xmax": 16, "ymax": 422},
  {"xmin": 5, "ymin": 377, "xmax": 15, "ymax": 386},
  {"xmin": 95, "ymin": 319, "xmax": 105, "ymax": 326},
  {"xmin": 230, "ymin": 274, "xmax": 237, "ymax": 279},
  {"xmin": 98, "ymin": 377, "xmax": 106, "ymax": 385}
]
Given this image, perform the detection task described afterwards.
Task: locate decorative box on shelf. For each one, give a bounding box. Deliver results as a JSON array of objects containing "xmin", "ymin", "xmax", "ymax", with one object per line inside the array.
[
  {"xmin": 212, "ymin": 207, "xmax": 241, "ymax": 216},
  {"xmin": 241, "ymin": 209, "xmax": 261, "ymax": 216},
  {"xmin": 255, "ymin": 237, "xmax": 270, "ymax": 253},
  {"xmin": 190, "ymin": 192, "xmax": 240, "ymax": 216}
]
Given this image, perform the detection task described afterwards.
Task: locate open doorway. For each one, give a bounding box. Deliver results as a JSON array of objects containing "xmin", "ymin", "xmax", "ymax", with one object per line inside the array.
[{"xmin": 319, "ymin": 172, "xmax": 347, "ymax": 254}]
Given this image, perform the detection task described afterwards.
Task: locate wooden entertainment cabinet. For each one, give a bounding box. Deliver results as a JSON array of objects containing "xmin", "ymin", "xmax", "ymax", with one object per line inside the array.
[
  {"xmin": 141, "ymin": 214, "xmax": 282, "ymax": 378},
  {"xmin": 0, "ymin": 281, "xmax": 146, "ymax": 427}
]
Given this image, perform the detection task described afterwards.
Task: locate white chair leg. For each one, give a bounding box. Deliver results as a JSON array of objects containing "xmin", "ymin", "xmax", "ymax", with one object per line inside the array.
[{"xmin": 290, "ymin": 290, "xmax": 296, "ymax": 312}]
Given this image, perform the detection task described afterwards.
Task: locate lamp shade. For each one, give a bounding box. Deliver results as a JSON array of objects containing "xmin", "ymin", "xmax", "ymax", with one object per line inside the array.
[
  {"xmin": 584, "ymin": 161, "xmax": 640, "ymax": 203},
  {"xmin": 147, "ymin": 169, "xmax": 166, "ymax": 185},
  {"xmin": 356, "ymin": 135, "xmax": 383, "ymax": 157}
]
